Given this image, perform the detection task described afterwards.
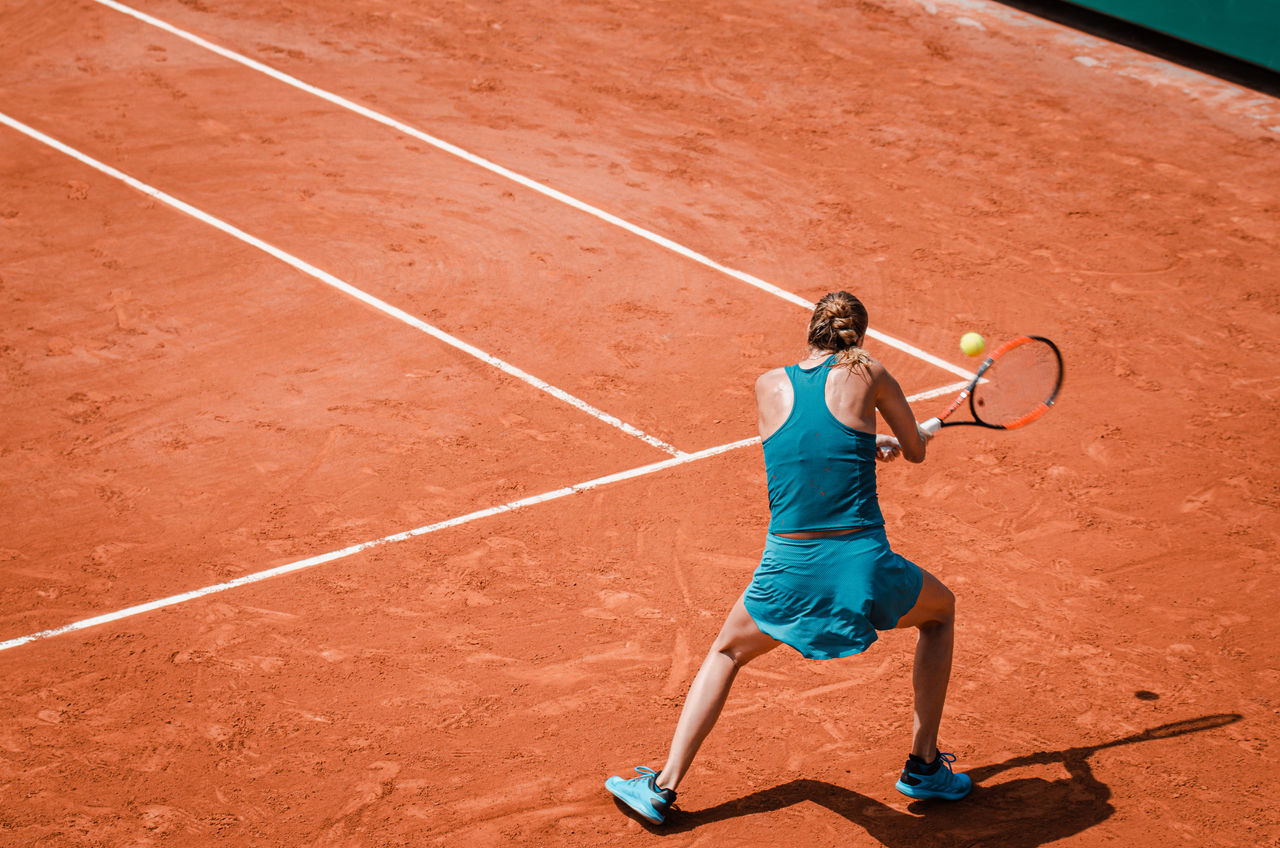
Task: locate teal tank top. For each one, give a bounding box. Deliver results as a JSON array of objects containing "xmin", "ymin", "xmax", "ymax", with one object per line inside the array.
[{"xmin": 762, "ymin": 356, "xmax": 885, "ymax": 534}]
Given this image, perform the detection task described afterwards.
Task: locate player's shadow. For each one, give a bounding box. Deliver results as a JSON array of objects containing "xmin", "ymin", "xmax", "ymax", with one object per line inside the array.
[{"xmin": 645, "ymin": 713, "xmax": 1241, "ymax": 845}]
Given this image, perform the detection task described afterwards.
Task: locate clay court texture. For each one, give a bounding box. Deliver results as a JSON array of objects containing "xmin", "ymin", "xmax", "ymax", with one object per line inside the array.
[{"xmin": 1, "ymin": 0, "xmax": 1278, "ymax": 844}]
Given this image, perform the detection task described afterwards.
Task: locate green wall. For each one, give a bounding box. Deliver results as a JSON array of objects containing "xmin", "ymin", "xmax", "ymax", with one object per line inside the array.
[{"xmin": 1064, "ymin": 0, "xmax": 1280, "ymax": 72}]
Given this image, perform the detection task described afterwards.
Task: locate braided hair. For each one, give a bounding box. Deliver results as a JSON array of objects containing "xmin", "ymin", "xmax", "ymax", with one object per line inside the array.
[{"xmin": 806, "ymin": 291, "xmax": 871, "ymax": 370}]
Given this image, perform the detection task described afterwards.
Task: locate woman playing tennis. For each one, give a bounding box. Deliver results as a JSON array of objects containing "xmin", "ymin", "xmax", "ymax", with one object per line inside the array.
[{"xmin": 606, "ymin": 291, "xmax": 971, "ymax": 823}]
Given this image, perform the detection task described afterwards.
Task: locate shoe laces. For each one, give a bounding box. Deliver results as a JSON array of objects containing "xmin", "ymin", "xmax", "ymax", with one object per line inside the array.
[
  {"xmin": 906, "ymin": 751, "xmax": 959, "ymax": 778},
  {"xmin": 931, "ymin": 752, "xmax": 966, "ymax": 787}
]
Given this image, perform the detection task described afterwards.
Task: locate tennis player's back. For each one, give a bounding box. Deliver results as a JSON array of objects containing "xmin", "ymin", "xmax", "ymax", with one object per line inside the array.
[{"xmin": 756, "ymin": 356, "xmax": 885, "ymax": 440}]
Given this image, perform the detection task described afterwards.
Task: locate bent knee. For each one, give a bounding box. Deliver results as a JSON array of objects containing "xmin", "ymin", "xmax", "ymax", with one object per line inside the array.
[
  {"xmin": 938, "ymin": 583, "xmax": 956, "ymax": 617},
  {"xmin": 936, "ymin": 586, "xmax": 957, "ymax": 625},
  {"xmin": 919, "ymin": 580, "xmax": 956, "ymax": 626},
  {"xmin": 711, "ymin": 633, "xmax": 775, "ymax": 667},
  {"xmin": 712, "ymin": 640, "xmax": 755, "ymax": 668},
  {"xmin": 936, "ymin": 581, "xmax": 957, "ymax": 614}
]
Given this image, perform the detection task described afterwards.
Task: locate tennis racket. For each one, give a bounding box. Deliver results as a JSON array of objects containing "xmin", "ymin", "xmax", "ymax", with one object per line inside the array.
[{"xmin": 919, "ymin": 335, "xmax": 1063, "ymax": 437}]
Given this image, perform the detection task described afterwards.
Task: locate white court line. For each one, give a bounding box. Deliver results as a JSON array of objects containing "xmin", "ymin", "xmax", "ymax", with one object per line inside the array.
[
  {"xmin": 91, "ymin": 0, "xmax": 975, "ymax": 383},
  {"xmin": 908, "ymin": 379, "xmax": 970, "ymax": 402},
  {"xmin": 0, "ymin": 377, "xmax": 957, "ymax": 652},
  {"xmin": 0, "ymin": 110, "xmax": 684, "ymax": 458},
  {"xmin": 0, "ymin": 436, "xmax": 754, "ymax": 652}
]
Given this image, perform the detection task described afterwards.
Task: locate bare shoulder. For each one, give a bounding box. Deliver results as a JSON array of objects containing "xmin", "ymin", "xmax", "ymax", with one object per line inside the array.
[
  {"xmin": 864, "ymin": 357, "xmax": 910, "ymax": 403},
  {"xmin": 862, "ymin": 356, "xmax": 891, "ymax": 388},
  {"xmin": 755, "ymin": 366, "xmax": 789, "ymax": 393}
]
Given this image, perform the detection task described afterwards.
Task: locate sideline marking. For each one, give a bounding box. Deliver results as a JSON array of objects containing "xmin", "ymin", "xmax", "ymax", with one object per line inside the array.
[
  {"xmin": 91, "ymin": 0, "xmax": 974, "ymax": 382},
  {"xmin": 0, "ymin": 110, "xmax": 684, "ymax": 458},
  {"xmin": 0, "ymin": 378, "xmax": 957, "ymax": 653}
]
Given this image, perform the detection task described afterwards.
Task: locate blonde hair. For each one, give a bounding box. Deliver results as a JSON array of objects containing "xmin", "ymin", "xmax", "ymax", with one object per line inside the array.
[{"xmin": 807, "ymin": 291, "xmax": 871, "ymax": 370}]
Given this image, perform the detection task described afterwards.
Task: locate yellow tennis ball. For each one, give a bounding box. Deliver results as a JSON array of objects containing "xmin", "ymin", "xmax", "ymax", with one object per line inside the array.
[{"xmin": 960, "ymin": 332, "xmax": 985, "ymax": 357}]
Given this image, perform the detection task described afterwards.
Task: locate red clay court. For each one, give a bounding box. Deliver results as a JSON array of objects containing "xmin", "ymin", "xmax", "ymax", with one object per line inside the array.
[{"xmin": 1, "ymin": 0, "xmax": 1278, "ymax": 845}]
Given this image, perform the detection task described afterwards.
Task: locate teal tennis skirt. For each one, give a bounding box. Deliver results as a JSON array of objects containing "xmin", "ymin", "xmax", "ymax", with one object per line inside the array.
[{"xmin": 743, "ymin": 527, "xmax": 924, "ymax": 660}]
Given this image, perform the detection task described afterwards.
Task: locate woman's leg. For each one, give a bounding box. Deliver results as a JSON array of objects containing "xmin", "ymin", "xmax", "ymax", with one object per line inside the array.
[
  {"xmin": 655, "ymin": 593, "xmax": 780, "ymax": 791},
  {"xmin": 893, "ymin": 568, "xmax": 956, "ymax": 761}
]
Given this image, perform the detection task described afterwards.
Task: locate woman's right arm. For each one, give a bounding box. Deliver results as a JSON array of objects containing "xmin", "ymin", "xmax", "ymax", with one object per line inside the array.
[{"xmin": 874, "ymin": 368, "xmax": 931, "ymax": 463}]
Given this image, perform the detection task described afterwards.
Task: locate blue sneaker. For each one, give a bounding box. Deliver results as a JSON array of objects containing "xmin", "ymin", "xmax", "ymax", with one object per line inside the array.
[
  {"xmin": 605, "ymin": 766, "xmax": 677, "ymax": 824},
  {"xmin": 895, "ymin": 752, "xmax": 972, "ymax": 800}
]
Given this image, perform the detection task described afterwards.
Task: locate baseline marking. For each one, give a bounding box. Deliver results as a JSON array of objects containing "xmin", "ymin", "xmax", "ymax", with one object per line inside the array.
[
  {"xmin": 92, "ymin": 0, "xmax": 974, "ymax": 382},
  {"xmin": 0, "ymin": 110, "xmax": 684, "ymax": 458},
  {"xmin": 0, "ymin": 377, "xmax": 958, "ymax": 653}
]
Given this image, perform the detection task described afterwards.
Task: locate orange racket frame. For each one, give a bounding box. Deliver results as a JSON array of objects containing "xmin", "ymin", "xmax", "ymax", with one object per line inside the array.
[{"xmin": 925, "ymin": 335, "xmax": 1063, "ymax": 431}]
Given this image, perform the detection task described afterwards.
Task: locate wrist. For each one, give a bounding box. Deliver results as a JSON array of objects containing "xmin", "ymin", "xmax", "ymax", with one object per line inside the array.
[{"xmin": 918, "ymin": 417, "xmax": 942, "ymax": 440}]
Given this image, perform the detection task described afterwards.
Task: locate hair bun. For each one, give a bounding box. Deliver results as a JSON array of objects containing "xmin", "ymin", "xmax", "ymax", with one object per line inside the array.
[{"xmin": 806, "ymin": 291, "xmax": 870, "ymax": 365}]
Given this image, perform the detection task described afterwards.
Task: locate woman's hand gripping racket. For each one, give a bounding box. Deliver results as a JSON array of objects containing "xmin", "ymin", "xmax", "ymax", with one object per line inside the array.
[{"xmin": 919, "ymin": 335, "xmax": 1064, "ymax": 438}]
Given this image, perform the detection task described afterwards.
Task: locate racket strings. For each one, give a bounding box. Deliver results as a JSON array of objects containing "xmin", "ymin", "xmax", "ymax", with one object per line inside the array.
[{"xmin": 971, "ymin": 341, "xmax": 1061, "ymax": 427}]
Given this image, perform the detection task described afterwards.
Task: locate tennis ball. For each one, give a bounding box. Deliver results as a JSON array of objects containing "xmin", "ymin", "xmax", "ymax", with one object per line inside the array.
[{"xmin": 960, "ymin": 332, "xmax": 985, "ymax": 357}]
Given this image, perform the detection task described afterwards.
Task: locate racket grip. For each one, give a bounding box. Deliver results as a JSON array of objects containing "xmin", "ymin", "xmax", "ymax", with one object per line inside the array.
[{"xmin": 919, "ymin": 417, "xmax": 942, "ymax": 438}]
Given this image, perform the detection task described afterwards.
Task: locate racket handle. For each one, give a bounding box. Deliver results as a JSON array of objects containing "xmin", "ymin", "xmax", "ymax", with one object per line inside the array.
[{"xmin": 919, "ymin": 417, "xmax": 942, "ymax": 438}]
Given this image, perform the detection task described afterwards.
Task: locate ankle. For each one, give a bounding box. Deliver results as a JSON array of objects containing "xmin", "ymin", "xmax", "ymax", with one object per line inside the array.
[{"xmin": 907, "ymin": 751, "xmax": 941, "ymax": 774}]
